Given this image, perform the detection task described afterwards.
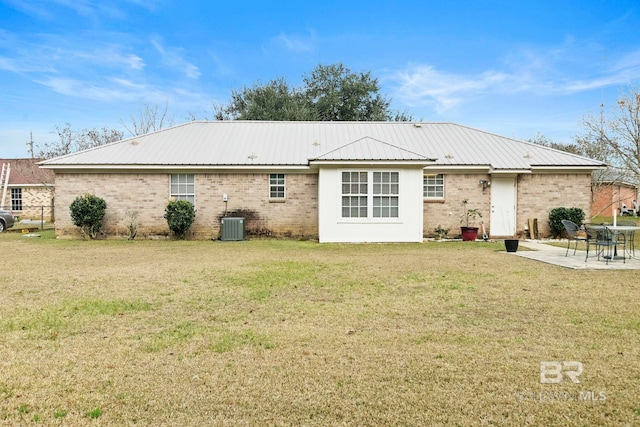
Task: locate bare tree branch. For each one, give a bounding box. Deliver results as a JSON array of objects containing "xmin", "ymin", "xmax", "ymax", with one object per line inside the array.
[{"xmin": 123, "ymin": 100, "xmax": 174, "ymax": 136}]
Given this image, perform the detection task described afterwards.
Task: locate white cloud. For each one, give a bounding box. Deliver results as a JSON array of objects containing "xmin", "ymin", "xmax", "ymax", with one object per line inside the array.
[
  {"xmin": 36, "ymin": 76, "xmax": 166, "ymax": 103},
  {"xmin": 151, "ymin": 37, "xmax": 201, "ymax": 80},
  {"xmin": 271, "ymin": 32, "xmax": 314, "ymax": 53},
  {"xmin": 389, "ymin": 65, "xmax": 511, "ymax": 113},
  {"xmin": 389, "ymin": 45, "xmax": 640, "ymax": 114}
]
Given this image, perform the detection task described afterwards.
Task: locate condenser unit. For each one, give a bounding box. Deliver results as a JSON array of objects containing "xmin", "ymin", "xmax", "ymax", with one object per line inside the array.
[{"xmin": 220, "ymin": 217, "xmax": 245, "ymax": 241}]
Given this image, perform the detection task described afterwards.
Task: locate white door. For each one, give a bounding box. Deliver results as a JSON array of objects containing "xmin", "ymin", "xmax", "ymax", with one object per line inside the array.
[{"xmin": 490, "ymin": 177, "xmax": 516, "ymax": 237}]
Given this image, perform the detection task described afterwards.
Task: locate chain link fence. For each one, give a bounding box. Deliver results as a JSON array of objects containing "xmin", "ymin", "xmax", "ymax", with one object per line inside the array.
[{"xmin": 0, "ymin": 205, "xmax": 54, "ymax": 230}]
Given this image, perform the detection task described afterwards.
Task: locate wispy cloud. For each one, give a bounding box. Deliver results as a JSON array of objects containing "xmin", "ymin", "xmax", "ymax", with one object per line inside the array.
[
  {"xmin": 1, "ymin": 0, "xmax": 153, "ymax": 21},
  {"xmin": 270, "ymin": 32, "xmax": 315, "ymax": 53},
  {"xmin": 35, "ymin": 76, "xmax": 175, "ymax": 104},
  {"xmin": 151, "ymin": 37, "xmax": 201, "ymax": 79},
  {"xmin": 389, "ymin": 65, "xmax": 511, "ymax": 113},
  {"xmin": 389, "ymin": 45, "xmax": 640, "ymax": 114}
]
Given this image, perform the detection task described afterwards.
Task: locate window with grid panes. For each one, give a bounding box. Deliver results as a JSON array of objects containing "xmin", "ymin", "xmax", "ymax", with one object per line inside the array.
[
  {"xmin": 423, "ymin": 174, "xmax": 444, "ymax": 199},
  {"xmin": 341, "ymin": 171, "xmax": 368, "ymax": 218},
  {"xmin": 373, "ymin": 172, "xmax": 399, "ymax": 217},
  {"xmin": 170, "ymin": 174, "xmax": 195, "ymax": 205},
  {"xmin": 11, "ymin": 188, "xmax": 22, "ymax": 211},
  {"xmin": 269, "ymin": 174, "xmax": 285, "ymax": 199}
]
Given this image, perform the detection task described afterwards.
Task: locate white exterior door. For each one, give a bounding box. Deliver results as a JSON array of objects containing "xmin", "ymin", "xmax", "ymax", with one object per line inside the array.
[{"xmin": 490, "ymin": 177, "xmax": 516, "ymax": 237}]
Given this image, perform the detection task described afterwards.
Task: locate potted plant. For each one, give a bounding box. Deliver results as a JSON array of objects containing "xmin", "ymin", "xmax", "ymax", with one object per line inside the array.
[
  {"xmin": 460, "ymin": 199, "xmax": 482, "ymax": 241},
  {"xmin": 504, "ymin": 237, "xmax": 519, "ymax": 252},
  {"xmin": 503, "ymin": 210, "xmax": 519, "ymax": 252}
]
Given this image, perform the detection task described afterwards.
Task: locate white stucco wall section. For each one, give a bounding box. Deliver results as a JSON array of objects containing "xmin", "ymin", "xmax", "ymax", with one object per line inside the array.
[{"xmin": 318, "ymin": 167, "xmax": 424, "ymax": 243}]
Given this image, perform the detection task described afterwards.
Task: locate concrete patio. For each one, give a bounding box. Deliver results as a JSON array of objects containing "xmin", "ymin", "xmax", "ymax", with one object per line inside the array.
[{"xmin": 512, "ymin": 240, "xmax": 640, "ymax": 270}]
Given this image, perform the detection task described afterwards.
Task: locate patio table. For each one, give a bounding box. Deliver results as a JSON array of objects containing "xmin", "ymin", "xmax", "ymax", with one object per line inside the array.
[{"xmin": 587, "ymin": 225, "xmax": 640, "ymax": 260}]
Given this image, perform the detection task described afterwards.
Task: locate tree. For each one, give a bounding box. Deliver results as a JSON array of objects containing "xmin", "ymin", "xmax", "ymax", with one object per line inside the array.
[
  {"xmin": 35, "ymin": 124, "xmax": 123, "ymax": 159},
  {"xmin": 528, "ymin": 133, "xmax": 582, "ymax": 155},
  {"xmin": 580, "ymin": 85, "xmax": 640, "ymax": 177},
  {"xmin": 226, "ymin": 78, "xmax": 314, "ymax": 121},
  {"xmin": 123, "ymin": 101, "xmax": 174, "ymax": 136},
  {"xmin": 303, "ymin": 63, "xmax": 392, "ymax": 121},
  {"xmin": 217, "ymin": 62, "xmax": 412, "ymax": 122}
]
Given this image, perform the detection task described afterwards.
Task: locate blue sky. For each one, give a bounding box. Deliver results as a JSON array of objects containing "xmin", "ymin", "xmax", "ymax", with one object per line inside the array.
[{"xmin": 1, "ymin": 0, "xmax": 639, "ymax": 158}]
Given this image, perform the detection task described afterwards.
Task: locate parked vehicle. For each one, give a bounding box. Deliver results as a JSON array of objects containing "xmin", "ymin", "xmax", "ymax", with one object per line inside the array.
[{"xmin": 0, "ymin": 209, "xmax": 15, "ymax": 232}]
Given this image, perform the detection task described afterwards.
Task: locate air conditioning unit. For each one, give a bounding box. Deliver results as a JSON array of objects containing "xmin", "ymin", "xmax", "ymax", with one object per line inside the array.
[{"xmin": 220, "ymin": 217, "xmax": 245, "ymax": 241}]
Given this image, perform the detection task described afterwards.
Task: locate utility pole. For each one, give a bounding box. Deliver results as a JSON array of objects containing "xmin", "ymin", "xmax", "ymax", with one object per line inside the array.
[{"xmin": 27, "ymin": 131, "xmax": 34, "ymax": 158}]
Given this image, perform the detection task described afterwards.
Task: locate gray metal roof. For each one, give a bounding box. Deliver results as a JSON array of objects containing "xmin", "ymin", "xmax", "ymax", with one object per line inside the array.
[
  {"xmin": 312, "ymin": 136, "xmax": 434, "ymax": 162},
  {"xmin": 39, "ymin": 121, "xmax": 606, "ymax": 171}
]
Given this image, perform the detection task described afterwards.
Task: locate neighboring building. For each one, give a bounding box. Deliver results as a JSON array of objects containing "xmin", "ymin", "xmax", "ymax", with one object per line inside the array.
[
  {"xmin": 39, "ymin": 121, "xmax": 606, "ymax": 242},
  {"xmin": 591, "ymin": 169, "xmax": 639, "ymax": 217},
  {"xmin": 0, "ymin": 158, "xmax": 55, "ymax": 221}
]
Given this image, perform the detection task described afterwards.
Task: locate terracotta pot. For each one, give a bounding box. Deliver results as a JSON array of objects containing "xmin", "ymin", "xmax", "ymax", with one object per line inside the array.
[{"xmin": 461, "ymin": 227, "xmax": 479, "ymax": 241}]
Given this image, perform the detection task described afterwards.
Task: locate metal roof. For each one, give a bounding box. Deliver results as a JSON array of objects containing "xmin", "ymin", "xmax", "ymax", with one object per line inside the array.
[{"xmin": 39, "ymin": 121, "xmax": 606, "ymax": 171}]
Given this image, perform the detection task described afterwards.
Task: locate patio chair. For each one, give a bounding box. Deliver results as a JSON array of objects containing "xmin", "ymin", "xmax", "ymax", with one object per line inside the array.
[
  {"xmin": 616, "ymin": 219, "xmax": 636, "ymax": 257},
  {"xmin": 561, "ymin": 219, "xmax": 588, "ymax": 256}
]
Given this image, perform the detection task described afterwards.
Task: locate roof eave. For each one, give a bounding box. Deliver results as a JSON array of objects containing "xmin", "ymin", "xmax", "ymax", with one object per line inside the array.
[{"xmin": 39, "ymin": 164, "xmax": 312, "ymax": 172}]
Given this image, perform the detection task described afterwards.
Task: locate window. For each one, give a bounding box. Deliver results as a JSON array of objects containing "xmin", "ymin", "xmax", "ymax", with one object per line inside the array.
[
  {"xmin": 423, "ymin": 174, "xmax": 444, "ymax": 199},
  {"xmin": 11, "ymin": 188, "xmax": 22, "ymax": 211},
  {"xmin": 269, "ymin": 174, "xmax": 285, "ymax": 199},
  {"xmin": 341, "ymin": 171, "xmax": 399, "ymax": 219},
  {"xmin": 373, "ymin": 172, "xmax": 399, "ymax": 217},
  {"xmin": 342, "ymin": 171, "xmax": 368, "ymax": 217},
  {"xmin": 170, "ymin": 174, "xmax": 195, "ymax": 205}
]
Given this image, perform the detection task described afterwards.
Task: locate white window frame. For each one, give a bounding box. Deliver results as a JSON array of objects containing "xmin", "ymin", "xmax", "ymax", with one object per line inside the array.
[
  {"xmin": 341, "ymin": 171, "xmax": 368, "ymax": 218},
  {"xmin": 340, "ymin": 170, "xmax": 400, "ymax": 221},
  {"xmin": 423, "ymin": 174, "xmax": 444, "ymax": 199},
  {"xmin": 11, "ymin": 188, "xmax": 22, "ymax": 211},
  {"xmin": 372, "ymin": 171, "xmax": 399, "ymax": 218},
  {"xmin": 269, "ymin": 174, "xmax": 286, "ymax": 199},
  {"xmin": 170, "ymin": 174, "xmax": 195, "ymax": 205}
]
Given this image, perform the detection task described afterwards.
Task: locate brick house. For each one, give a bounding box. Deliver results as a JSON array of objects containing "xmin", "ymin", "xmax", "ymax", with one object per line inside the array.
[
  {"xmin": 590, "ymin": 171, "xmax": 639, "ymax": 217},
  {"xmin": 0, "ymin": 158, "xmax": 55, "ymax": 221},
  {"xmin": 39, "ymin": 121, "xmax": 606, "ymax": 241}
]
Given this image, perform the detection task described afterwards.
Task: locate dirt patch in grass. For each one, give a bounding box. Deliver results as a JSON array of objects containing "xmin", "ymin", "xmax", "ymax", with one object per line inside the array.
[{"xmin": 0, "ymin": 236, "xmax": 638, "ymax": 425}]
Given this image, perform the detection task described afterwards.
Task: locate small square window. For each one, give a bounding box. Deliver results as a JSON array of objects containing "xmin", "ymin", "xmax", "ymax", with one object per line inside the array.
[
  {"xmin": 424, "ymin": 174, "xmax": 444, "ymax": 199},
  {"xmin": 170, "ymin": 174, "xmax": 195, "ymax": 205}
]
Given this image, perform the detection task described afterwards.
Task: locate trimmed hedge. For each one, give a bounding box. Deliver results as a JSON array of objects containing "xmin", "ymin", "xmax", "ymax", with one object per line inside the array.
[
  {"xmin": 69, "ymin": 194, "xmax": 107, "ymax": 239},
  {"xmin": 164, "ymin": 200, "xmax": 196, "ymax": 239},
  {"xmin": 548, "ymin": 207, "xmax": 585, "ymax": 238}
]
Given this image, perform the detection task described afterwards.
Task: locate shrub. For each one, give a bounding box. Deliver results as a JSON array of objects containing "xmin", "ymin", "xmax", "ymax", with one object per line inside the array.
[
  {"xmin": 548, "ymin": 207, "xmax": 585, "ymax": 238},
  {"xmin": 69, "ymin": 194, "xmax": 107, "ymax": 239},
  {"xmin": 164, "ymin": 200, "xmax": 196, "ymax": 239},
  {"xmin": 125, "ymin": 210, "xmax": 139, "ymax": 240}
]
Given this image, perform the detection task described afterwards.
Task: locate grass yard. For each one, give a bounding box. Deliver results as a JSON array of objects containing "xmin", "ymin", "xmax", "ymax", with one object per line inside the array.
[{"xmin": 0, "ymin": 232, "xmax": 639, "ymax": 426}]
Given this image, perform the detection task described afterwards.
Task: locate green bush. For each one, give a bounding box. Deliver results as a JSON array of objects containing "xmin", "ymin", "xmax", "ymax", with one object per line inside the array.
[
  {"xmin": 164, "ymin": 200, "xmax": 196, "ymax": 239},
  {"xmin": 69, "ymin": 194, "xmax": 107, "ymax": 239},
  {"xmin": 548, "ymin": 207, "xmax": 585, "ymax": 238}
]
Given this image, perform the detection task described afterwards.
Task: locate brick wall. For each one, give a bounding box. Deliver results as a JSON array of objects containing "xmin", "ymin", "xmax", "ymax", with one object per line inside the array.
[
  {"xmin": 54, "ymin": 170, "xmax": 592, "ymax": 239},
  {"xmin": 424, "ymin": 174, "xmax": 492, "ymax": 238},
  {"xmin": 591, "ymin": 183, "xmax": 637, "ymax": 217},
  {"xmin": 517, "ymin": 174, "xmax": 592, "ymax": 236},
  {"xmin": 17, "ymin": 187, "xmax": 54, "ymax": 221},
  {"xmin": 54, "ymin": 172, "xmax": 318, "ymax": 239},
  {"xmin": 424, "ymin": 173, "xmax": 593, "ymax": 238}
]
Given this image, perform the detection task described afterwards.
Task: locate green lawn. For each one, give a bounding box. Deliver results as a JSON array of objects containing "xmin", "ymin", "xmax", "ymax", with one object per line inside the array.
[{"xmin": 0, "ymin": 232, "xmax": 638, "ymax": 425}]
